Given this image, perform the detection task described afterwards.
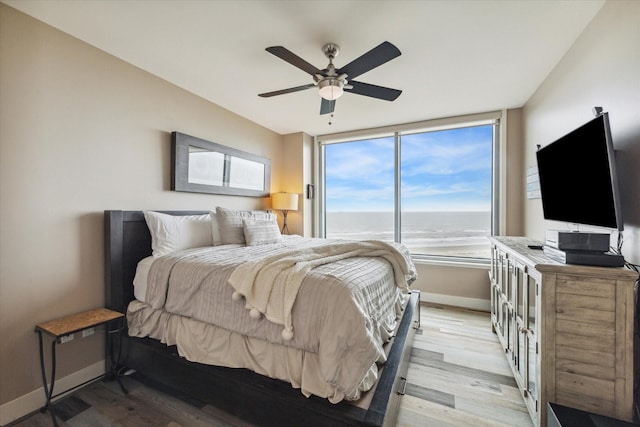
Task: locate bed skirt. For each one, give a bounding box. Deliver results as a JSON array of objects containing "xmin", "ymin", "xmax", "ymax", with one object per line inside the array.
[{"xmin": 126, "ymin": 297, "xmax": 408, "ymax": 403}]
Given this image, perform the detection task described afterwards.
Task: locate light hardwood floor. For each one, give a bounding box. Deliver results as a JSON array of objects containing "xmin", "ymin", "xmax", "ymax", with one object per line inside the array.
[
  {"xmin": 10, "ymin": 304, "xmax": 533, "ymax": 427},
  {"xmin": 397, "ymin": 304, "xmax": 533, "ymax": 427}
]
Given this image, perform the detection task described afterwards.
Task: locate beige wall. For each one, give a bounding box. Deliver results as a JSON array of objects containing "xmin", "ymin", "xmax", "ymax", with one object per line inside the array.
[
  {"xmin": 522, "ymin": 0, "xmax": 640, "ymax": 264},
  {"xmin": 0, "ymin": 3, "xmax": 283, "ymax": 413},
  {"xmin": 504, "ymin": 108, "xmax": 524, "ymax": 236},
  {"xmin": 412, "ymin": 262, "xmax": 491, "ymax": 309},
  {"xmin": 281, "ymin": 132, "xmax": 314, "ymax": 237}
]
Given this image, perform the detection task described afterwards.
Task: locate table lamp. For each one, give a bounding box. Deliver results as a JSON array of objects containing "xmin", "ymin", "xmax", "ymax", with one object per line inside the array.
[{"xmin": 272, "ymin": 192, "xmax": 298, "ymax": 234}]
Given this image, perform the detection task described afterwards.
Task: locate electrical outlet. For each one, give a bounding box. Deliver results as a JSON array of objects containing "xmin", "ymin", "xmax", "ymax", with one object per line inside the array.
[
  {"xmin": 60, "ymin": 334, "xmax": 74, "ymax": 344},
  {"xmin": 82, "ymin": 327, "xmax": 95, "ymax": 338}
]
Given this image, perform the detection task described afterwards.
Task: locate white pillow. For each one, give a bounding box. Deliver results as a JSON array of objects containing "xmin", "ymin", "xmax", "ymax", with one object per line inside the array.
[
  {"xmin": 143, "ymin": 211, "xmax": 213, "ymax": 257},
  {"xmin": 215, "ymin": 207, "xmax": 276, "ymax": 245},
  {"xmin": 210, "ymin": 212, "xmax": 221, "ymax": 245},
  {"xmin": 243, "ymin": 218, "xmax": 282, "ymax": 246},
  {"xmin": 132, "ymin": 256, "xmax": 155, "ymax": 302}
]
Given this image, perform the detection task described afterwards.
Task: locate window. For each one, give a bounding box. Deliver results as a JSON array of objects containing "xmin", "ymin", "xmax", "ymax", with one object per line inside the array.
[
  {"xmin": 324, "ymin": 136, "xmax": 396, "ymax": 242},
  {"xmin": 318, "ymin": 113, "xmax": 499, "ymax": 261}
]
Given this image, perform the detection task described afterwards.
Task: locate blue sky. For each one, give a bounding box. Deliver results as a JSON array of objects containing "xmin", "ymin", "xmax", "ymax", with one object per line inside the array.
[{"xmin": 324, "ymin": 125, "xmax": 493, "ymax": 212}]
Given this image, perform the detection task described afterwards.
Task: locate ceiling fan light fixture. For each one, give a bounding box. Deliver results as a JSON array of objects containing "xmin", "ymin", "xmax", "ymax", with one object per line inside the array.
[
  {"xmin": 260, "ymin": 41, "xmax": 402, "ymax": 116},
  {"xmin": 318, "ymin": 79, "xmax": 344, "ymax": 100}
]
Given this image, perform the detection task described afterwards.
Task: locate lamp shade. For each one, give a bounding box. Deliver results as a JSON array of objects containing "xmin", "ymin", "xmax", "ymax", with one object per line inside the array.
[
  {"xmin": 318, "ymin": 79, "xmax": 344, "ymax": 100},
  {"xmin": 272, "ymin": 193, "xmax": 298, "ymax": 211}
]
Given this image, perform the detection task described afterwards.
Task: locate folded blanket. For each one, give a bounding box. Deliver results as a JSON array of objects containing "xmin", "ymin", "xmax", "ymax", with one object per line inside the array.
[{"xmin": 227, "ymin": 239, "xmax": 415, "ymax": 340}]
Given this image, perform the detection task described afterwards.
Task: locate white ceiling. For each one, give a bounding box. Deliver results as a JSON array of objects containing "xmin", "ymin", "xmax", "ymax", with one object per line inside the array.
[{"xmin": 4, "ymin": 0, "xmax": 605, "ymax": 136}]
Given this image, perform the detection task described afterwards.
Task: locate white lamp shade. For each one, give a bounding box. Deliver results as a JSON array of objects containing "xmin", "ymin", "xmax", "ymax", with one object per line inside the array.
[
  {"xmin": 272, "ymin": 193, "xmax": 298, "ymax": 211},
  {"xmin": 318, "ymin": 79, "xmax": 344, "ymax": 100}
]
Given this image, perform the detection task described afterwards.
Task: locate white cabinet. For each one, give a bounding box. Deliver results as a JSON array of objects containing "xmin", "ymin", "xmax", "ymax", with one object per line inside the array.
[{"xmin": 489, "ymin": 236, "xmax": 637, "ymax": 427}]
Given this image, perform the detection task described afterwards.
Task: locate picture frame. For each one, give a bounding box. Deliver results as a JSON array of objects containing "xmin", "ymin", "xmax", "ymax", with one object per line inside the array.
[{"xmin": 171, "ymin": 132, "xmax": 271, "ymax": 197}]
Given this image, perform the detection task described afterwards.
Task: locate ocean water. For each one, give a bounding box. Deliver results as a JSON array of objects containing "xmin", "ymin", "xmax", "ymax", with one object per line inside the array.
[{"xmin": 326, "ymin": 211, "xmax": 492, "ymax": 258}]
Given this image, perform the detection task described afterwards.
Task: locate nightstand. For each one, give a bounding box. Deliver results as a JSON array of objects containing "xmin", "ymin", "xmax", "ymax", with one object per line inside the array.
[{"xmin": 35, "ymin": 308, "xmax": 125, "ymax": 426}]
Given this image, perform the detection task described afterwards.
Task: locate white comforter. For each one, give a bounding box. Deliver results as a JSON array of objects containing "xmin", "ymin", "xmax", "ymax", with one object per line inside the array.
[
  {"xmin": 131, "ymin": 235, "xmax": 416, "ymax": 401},
  {"xmin": 228, "ymin": 239, "xmax": 415, "ymax": 341}
]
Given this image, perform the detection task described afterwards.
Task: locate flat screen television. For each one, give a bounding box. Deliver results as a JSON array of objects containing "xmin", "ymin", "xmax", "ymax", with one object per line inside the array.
[{"xmin": 535, "ymin": 112, "xmax": 624, "ymax": 232}]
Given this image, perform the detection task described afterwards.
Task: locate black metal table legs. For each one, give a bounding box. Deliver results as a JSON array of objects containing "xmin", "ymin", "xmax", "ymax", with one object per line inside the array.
[
  {"xmin": 36, "ymin": 319, "xmax": 126, "ymax": 426},
  {"xmin": 37, "ymin": 330, "xmax": 60, "ymax": 426}
]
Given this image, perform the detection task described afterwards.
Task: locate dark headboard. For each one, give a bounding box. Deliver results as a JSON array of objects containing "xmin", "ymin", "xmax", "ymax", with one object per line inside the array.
[{"xmin": 104, "ymin": 210, "xmax": 208, "ymax": 313}]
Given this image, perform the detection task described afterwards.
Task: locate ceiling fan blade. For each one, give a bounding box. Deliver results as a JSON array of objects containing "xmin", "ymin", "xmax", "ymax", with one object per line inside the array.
[
  {"xmin": 258, "ymin": 83, "xmax": 316, "ymax": 98},
  {"xmin": 337, "ymin": 41, "xmax": 401, "ymax": 79},
  {"xmin": 346, "ymin": 80, "xmax": 402, "ymax": 101},
  {"xmin": 266, "ymin": 46, "xmax": 321, "ymax": 76},
  {"xmin": 320, "ymin": 98, "xmax": 336, "ymax": 115}
]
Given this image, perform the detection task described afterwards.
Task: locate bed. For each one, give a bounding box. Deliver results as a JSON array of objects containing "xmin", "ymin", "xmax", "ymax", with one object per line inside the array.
[{"xmin": 104, "ymin": 209, "xmax": 421, "ymax": 427}]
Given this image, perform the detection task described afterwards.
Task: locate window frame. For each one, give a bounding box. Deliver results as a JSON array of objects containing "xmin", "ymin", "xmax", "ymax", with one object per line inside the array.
[{"xmin": 315, "ymin": 111, "xmax": 503, "ymax": 265}]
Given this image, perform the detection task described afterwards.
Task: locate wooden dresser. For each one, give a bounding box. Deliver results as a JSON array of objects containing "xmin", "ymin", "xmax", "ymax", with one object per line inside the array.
[{"xmin": 488, "ymin": 236, "xmax": 637, "ymax": 427}]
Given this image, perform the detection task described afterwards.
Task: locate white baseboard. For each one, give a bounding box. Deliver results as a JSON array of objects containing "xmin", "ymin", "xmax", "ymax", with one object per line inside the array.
[
  {"xmin": 0, "ymin": 360, "xmax": 105, "ymax": 426},
  {"xmin": 421, "ymin": 292, "xmax": 490, "ymax": 312}
]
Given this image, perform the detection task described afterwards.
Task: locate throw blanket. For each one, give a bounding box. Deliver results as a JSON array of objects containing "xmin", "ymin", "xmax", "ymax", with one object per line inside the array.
[{"xmin": 228, "ymin": 240, "xmax": 415, "ymax": 340}]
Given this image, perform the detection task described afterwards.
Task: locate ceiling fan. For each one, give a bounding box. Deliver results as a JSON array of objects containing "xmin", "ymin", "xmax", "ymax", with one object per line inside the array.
[{"xmin": 258, "ymin": 41, "xmax": 402, "ymax": 115}]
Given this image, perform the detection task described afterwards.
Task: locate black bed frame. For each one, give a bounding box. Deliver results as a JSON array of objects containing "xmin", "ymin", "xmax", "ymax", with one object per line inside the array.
[{"xmin": 104, "ymin": 210, "xmax": 420, "ymax": 427}]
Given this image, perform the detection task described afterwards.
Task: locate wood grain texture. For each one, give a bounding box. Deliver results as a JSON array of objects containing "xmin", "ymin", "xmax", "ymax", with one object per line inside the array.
[
  {"xmin": 398, "ymin": 304, "xmax": 533, "ymax": 427},
  {"xmin": 35, "ymin": 308, "xmax": 123, "ymax": 338},
  {"xmin": 12, "ymin": 304, "xmax": 534, "ymax": 427}
]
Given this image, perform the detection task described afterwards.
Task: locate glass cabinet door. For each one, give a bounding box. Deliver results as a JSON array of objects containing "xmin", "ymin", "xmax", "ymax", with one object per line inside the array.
[
  {"xmin": 491, "ymin": 282, "xmax": 499, "ymax": 326},
  {"xmin": 490, "ymin": 245, "xmax": 500, "ymax": 327},
  {"xmin": 497, "ymin": 300, "xmax": 511, "ymax": 354},
  {"xmin": 492, "ymin": 247, "xmax": 512, "ymax": 351},
  {"xmin": 504, "ymin": 258, "xmax": 512, "ymax": 302},
  {"xmin": 526, "ymin": 274, "xmax": 538, "ymax": 409},
  {"xmin": 490, "ymin": 245, "xmax": 498, "ymax": 283},
  {"xmin": 513, "ymin": 262, "xmax": 526, "ymax": 382}
]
